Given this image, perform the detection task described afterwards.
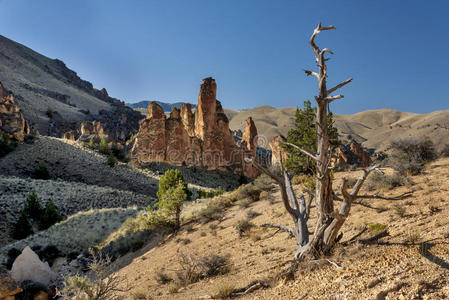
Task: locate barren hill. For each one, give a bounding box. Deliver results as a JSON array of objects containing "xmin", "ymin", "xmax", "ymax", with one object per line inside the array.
[
  {"xmin": 225, "ymin": 106, "xmax": 449, "ymax": 152},
  {"xmin": 0, "ymin": 35, "xmax": 142, "ymax": 138}
]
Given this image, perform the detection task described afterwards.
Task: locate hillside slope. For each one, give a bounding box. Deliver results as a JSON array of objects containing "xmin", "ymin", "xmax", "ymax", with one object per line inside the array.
[
  {"xmin": 0, "ymin": 35, "xmax": 142, "ymax": 138},
  {"xmin": 111, "ymin": 158, "xmax": 449, "ymax": 299}
]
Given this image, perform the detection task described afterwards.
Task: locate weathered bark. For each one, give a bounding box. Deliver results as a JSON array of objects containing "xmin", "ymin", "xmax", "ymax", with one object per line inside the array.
[{"xmin": 250, "ymin": 23, "xmax": 377, "ymax": 261}]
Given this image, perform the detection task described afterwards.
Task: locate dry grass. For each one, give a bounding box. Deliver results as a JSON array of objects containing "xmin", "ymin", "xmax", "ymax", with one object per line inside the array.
[{"xmin": 110, "ymin": 158, "xmax": 449, "ymax": 299}]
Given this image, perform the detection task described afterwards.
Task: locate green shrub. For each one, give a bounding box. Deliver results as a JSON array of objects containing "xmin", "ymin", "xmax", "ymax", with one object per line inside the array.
[
  {"xmin": 235, "ymin": 218, "xmax": 254, "ymax": 237},
  {"xmin": 39, "ymin": 199, "xmax": 63, "ymax": 230},
  {"xmin": 155, "ymin": 269, "xmax": 172, "ymax": 284},
  {"xmin": 0, "ymin": 132, "xmax": 16, "ymax": 157},
  {"xmin": 197, "ymin": 187, "xmax": 224, "ymax": 199},
  {"xmin": 88, "ymin": 138, "xmax": 95, "ymax": 149},
  {"xmin": 365, "ymin": 172, "xmax": 406, "ymax": 191},
  {"xmin": 197, "ymin": 205, "xmax": 224, "ymax": 223},
  {"xmin": 214, "ymin": 282, "xmax": 235, "ymax": 299},
  {"xmin": 23, "ymin": 192, "xmax": 43, "ymax": 220},
  {"xmin": 99, "ymin": 136, "xmax": 110, "ymax": 155},
  {"xmin": 389, "ymin": 137, "xmax": 436, "ymax": 175},
  {"xmin": 12, "ymin": 211, "xmax": 33, "ymax": 240},
  {"xmin": 46, "ymin": 108, "xmax": 54, "ymax": 118},
  {"xmin": 367, "ymin": 223, "xmax": 388, "ymax": 236},
  {"xmin": 111, "ymin": 144, "xmax": 126, "ymax": 161},
  {"xmin": 33, "ymin": 161, "xmax": 50, "ymax": 180},
  {"xmin": 176, "ymin": 252, "xmax": 230, "ymax": 286},
  {"xmin": 107, "ymin": 154, "xmax": 116, "ymax": 168}
]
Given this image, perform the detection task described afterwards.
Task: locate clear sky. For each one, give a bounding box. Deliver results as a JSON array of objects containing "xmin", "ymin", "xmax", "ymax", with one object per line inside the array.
[{"xmin": 0, "ymin": 0, "xmax": 448, "ymax": 114}]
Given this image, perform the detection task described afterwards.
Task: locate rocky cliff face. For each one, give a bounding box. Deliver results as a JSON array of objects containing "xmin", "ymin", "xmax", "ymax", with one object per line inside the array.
[
  {"xmin": 0, "ymin": 82, "xmax": 29, "ymax": 142},
  {"xmin": 130, "ymin": 78, "xmax": 259, "ymax": 177}
]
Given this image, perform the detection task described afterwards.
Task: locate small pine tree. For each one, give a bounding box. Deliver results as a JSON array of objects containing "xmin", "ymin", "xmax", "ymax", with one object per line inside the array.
[
  {"xmin": 107, "ymin": 154, "xmax": 116, "ymax": 168},
  {"xmin": 33, "ymin": 161, "xmax": 51, "ymax": 180},
  {"xmin": 23, "ymin": 192, "xmax": 43, "ymax": 220},
  {"xmin": 0, "ymin": 132, "xmax": 16, "ymax": 157},
  {"xmin": 88, "ymin": 138, "xmax": 95, "ymax": 149},
  {"xmin": 156, "ymin": 183, "xmax": 187, "ymax": 230},
  {"xmin": 157, "ymin": 169, "xmax": 191, "ymax": 201},
  {"xmin": 39, "ymin": 199, "xmax": 62, "ymax": 230},
  {"xmin": 284, "ymin": 100, "xmax": 339, "ymax": 175},
  {"xmin": 12, "ymin": 211, "xmax": 33, "ymax": 240},
  {"xmin": 99, "ymin": 137, "xmax": 110, "ymax": 155}
]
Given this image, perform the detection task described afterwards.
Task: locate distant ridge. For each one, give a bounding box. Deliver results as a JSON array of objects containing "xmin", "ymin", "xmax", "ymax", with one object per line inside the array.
[
  {"xmin": 128, "ymin": 100, "xmax": 196, "ymax": 112},
  {"xmin": 224, "ymin": 106, "xmax": 449, "ymax": 153}
]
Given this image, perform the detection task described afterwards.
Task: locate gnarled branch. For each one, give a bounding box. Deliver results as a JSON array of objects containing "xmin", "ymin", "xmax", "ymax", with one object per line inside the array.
[
  {"xmin": 324, "ymin": 94, "xmax": 344, "ymax": 102},
  {"xmin": 310, "ymin": 22, "xmax": 336, "ymax": 56},
  {"xmin": 327, "ymin": 78, "xmax": 353, "ymax": 95},
  {"xmin": 283, "ymin": 142, "xmax": 318, "ymax": 161},
  {"xmin": 304, "ymin": 69, "xmax": 319, "ymax": 79}
]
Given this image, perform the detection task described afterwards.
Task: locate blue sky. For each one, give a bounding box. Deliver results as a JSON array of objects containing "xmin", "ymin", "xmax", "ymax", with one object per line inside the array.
[{"xmin": 0, "ymin": 0, "xmax": 448, "ymax": 114}]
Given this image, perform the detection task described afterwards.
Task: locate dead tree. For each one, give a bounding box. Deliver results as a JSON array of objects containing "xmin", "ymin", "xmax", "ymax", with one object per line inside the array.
[{"xmin": 249, "ymin": 23, "xmax": 379, "ymax": 260}]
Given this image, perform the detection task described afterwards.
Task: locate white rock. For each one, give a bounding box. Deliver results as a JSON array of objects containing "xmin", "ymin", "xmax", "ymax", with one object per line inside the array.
[{"xmin": 10, "ymin": 246, "xmax": 57, "ymax": 286}]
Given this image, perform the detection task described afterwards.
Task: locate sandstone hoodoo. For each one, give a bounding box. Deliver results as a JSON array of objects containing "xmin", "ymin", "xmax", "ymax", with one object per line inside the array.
[
  {"xmin": 0, "ymin": 82, "xmax": 29, "ymax": 142},
  {"xmin": 130, "ymin": 77, "xmax": 260, "ymax": 177}
]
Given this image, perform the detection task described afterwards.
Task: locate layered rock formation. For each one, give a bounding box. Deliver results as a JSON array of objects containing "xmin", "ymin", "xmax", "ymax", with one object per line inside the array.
[
  {"xmin": 0, "ymin": 82, "xmax": 29, "ymax": 141},
  {"xmin": 131, "ymin": 78, "xmax": 259, "ymax": 177},
  {"xmin": 333, "ymin": 141, "xmax": 372, "ymax": 169}
]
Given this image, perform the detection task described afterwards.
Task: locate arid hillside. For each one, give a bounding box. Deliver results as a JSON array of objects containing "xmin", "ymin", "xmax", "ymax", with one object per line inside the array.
[
  {"xmin": 0, "ymin": 35, "xmax": 142, "ymax": 138},
  {"xmin": 109, "ymin": 158, "xmax": 449, "ymax": 299},
  {"xmin": 225, "ymin": 106, "xmax": 449, "ymax": 152}
]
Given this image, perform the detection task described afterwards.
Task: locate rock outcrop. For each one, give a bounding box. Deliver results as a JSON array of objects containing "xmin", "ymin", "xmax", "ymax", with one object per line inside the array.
[
  {"xmin": 77, "ymin": 120, "xmax": 107, "ymax": 143},
  {"xmin": 10, "ymin": 246, "xmax": 57, "ymax": 286},
  {"xmin": 0, "ymin": 82, "xmax": 29, "ymax": 142},
  {"xmin": 241, "ymin": 117, "xmax": 260, "ymax": 178},
  {"xmin": 333, "ymin": 141, "xmax": 372, "ymax": 169},
  {"xmin": 131, "ymin": 78, "xmax": 259, "ymax": 177},
  {"xmin": 269, "ymin": 135, "xmax": 288, "ymax": 168},
  {"xmin": 0, "ymin": 266, "xmax": 22, "ymax": 299}
]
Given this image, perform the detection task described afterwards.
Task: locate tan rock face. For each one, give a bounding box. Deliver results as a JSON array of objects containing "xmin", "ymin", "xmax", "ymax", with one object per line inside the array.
[
  {"xmin": 0, "ymin": 82, "xmax": 30, "ymax": 142},
  {"xmin": 269, "ymin": 135, "xmax": 288, "ymax": 168},
  {"xmin": 130, "ymin": 78, "xmax": 259, "ymax": 177}
]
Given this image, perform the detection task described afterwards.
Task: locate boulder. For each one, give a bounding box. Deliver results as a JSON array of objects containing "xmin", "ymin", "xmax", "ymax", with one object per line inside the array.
[{"xmin": 10, "ymin": 246, "xmax": 57, "ymax": 286}]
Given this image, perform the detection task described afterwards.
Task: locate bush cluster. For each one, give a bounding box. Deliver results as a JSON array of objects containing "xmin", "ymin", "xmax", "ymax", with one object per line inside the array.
[
  {"xmin": 0, "ymin": 132, "xmax": 17, "ymax": 157},
  {"xmin": 33, "ymin": 161, "xmax": 51, "ymax": 180},
  {"xmin": 197, "ymin": 186, "xmax": 224, "ymax": 199},
  {"xmin": 365, "ymin": 172, "xmax": 406, "ymax": 191},
  {"xmin": 175, "ymin": 252, "xmax": 231, "ymax": 286},
  {"xmin": 388, "ymin": 137, "xmax": 436, "ymax": 175},
  {"xmin": 12, "ymin": 192, "xmax": 62, "ymax": 240}
]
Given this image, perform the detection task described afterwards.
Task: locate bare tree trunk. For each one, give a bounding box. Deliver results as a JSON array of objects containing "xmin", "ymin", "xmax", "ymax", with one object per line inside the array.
[{"xmin": 249, "ymin": 23, "xmax": 380, "ymax": 261}]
